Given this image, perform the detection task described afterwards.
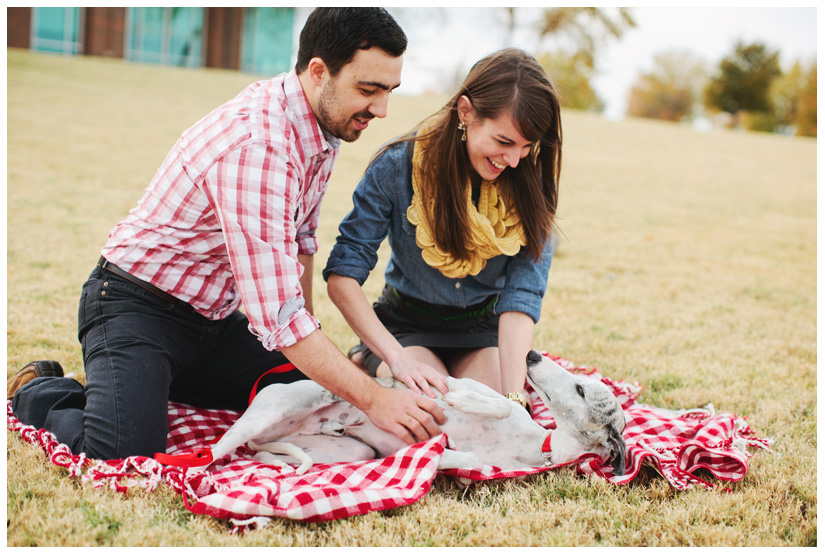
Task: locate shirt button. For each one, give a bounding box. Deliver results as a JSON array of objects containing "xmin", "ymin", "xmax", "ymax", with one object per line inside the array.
[{"xmin": 455, "ymin": 282, "xmax": 461, "ymax": 289}]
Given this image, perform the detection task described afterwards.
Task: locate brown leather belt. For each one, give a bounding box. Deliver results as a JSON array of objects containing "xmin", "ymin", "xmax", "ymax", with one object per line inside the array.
[{"xmin": 97, "ymin": 256, "xmax": 195, "ymax": 313}]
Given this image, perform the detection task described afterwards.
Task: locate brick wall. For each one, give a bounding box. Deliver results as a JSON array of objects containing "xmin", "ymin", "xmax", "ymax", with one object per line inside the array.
[{"xmin": 7, "ymin": 7, "xmax": 32, "ymax": 49}]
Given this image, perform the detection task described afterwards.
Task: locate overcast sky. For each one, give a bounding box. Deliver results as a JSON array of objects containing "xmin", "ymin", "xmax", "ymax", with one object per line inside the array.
[{"xmin": 370, "ymin": 6, "xmax": 818, "ymax": 119}]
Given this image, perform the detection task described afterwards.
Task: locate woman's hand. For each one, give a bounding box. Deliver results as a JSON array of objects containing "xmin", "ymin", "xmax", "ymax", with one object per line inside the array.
[{"xmin": 388, "ymin": 352, "xmax": 449, "ymax": 399}]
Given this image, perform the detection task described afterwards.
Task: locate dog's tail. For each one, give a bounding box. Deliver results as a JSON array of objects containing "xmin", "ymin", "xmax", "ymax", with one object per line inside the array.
[{"xmin": 248, "ymin": 440, "xmax": 314, "ymax": 475}]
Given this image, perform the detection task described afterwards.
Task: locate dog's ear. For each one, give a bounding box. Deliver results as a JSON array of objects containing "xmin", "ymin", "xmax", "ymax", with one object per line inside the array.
[{"xmin": 606, "ymin": 426, "xmax": 627, "ymax": 476}]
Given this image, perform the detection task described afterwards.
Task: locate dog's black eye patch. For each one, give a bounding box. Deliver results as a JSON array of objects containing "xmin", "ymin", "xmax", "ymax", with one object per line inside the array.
[{"xmin": 575, "ymin": 384, "xmax": 585, "ymax": 398}]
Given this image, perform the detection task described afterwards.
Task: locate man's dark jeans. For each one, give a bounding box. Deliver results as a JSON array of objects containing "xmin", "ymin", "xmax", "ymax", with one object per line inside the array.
[{"xmin": 12, "ymin": 265, "xmax": 307, "ymax": 460}]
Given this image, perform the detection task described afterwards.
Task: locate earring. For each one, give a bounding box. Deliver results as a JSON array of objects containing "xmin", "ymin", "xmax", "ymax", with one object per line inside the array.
[{"xmin": 458, "ymin": 121, "xmax": 467, "ymax": 142}]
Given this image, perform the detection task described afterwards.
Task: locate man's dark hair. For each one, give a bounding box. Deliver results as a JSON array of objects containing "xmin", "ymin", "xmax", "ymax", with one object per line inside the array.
[{"xmin": 295, "ymin": 8, "xmax": 407, "ymax": 76}]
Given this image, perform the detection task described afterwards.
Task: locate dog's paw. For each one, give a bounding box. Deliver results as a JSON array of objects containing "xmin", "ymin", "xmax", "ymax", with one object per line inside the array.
[
  {"xmin": 442, "ymin": 390, "xmax": 511, "ymax": 419},
  {"xmin": 252, "ymin": 451, "xmax": 296, "ymax": 471},
  {"xmin": 451, "ymin": 475, "xmax": 474, "ymax": 488},
  {"xmin": 437, "ymin": 448, "xmax": 483, "ymax": 470}
]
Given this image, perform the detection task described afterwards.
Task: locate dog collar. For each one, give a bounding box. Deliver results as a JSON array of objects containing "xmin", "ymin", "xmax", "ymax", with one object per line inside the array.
[{"xmin": 541, "ymin": 432, "xmax": 552, "ymax": 464}]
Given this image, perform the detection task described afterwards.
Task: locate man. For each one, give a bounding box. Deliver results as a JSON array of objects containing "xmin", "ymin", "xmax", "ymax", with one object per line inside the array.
[{"xmin": 8, "ymin": 8, "xmax": 445, "ymax": 460}]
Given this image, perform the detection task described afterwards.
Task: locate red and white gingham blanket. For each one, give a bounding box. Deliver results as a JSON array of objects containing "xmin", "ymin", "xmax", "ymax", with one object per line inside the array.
[{"xmin": 6, "ymin": 355, "xmax": 772, "ymax": 531}]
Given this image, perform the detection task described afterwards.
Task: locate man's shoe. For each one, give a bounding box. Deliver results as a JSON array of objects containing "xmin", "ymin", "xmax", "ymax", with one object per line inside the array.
[{"xmin": 7, "ymin": 360, "xmax": 64, "ymax": 400}]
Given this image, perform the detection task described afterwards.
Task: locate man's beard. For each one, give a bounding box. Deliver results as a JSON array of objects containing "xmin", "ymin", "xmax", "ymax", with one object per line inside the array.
[{"xmin": 317, "ymin": 81, "xmax": 372, "ymax": 143}]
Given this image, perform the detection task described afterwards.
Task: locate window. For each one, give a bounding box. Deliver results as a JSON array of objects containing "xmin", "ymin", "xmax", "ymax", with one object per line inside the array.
[
  {"xmin": 125, "ymin": 7, "xmax": 203, "ymax": 67},
  {"xmin": 31, "ymin": 7, "xmax": 82, "ymax": 54},
  {"xmin": 241, "ymin": 8, "xmax": 294, "ymax": 75}
]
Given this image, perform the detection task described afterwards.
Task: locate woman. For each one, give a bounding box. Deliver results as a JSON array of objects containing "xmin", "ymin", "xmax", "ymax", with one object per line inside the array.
[{"xmin": 323, "ymin": 48, "xmax": 562, "ymax": 409}]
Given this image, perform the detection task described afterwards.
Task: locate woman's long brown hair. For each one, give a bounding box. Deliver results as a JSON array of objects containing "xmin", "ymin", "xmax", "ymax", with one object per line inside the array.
[{"xmin": 373, "ymin": 48, "xmax": 562, "ymax": 262}]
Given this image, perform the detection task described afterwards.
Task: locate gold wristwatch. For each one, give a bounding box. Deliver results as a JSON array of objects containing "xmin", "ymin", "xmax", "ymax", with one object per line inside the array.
[{"xmin": 505, "ymin": 392, "xmax": 527, "ymax": 408}]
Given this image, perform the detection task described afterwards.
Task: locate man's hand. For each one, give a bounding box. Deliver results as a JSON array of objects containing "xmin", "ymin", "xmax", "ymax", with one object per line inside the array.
[
  {"xmin": 364, "ymin": 386, "xmax": 446, "ymax": 445},
  {"xmin": 281, "ymin": 329, "xmax": 445, "ymax": 446}
]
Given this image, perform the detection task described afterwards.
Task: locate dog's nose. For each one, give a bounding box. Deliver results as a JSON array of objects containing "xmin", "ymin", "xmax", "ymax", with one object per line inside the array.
[{"xmin": 526, "ymin": 350, "xmax": 543, "ymax": 365}]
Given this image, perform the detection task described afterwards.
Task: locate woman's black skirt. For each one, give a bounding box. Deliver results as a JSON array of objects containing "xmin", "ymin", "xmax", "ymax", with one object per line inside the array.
[{"xmin": 359, "ymin": 284, "xmax": 500, "ymax": 375}]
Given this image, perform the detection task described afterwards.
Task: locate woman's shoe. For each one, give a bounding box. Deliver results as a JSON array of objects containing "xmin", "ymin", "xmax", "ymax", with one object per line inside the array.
[{"xmin": 347, "ymin": 344, "xmax": 368, "ymax": 372}]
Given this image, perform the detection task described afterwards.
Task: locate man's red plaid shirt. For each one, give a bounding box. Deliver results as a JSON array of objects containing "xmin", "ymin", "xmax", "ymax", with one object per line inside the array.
[{"xmin": 102, "ymin": 70, "xmax": 340, "ymax": 350}]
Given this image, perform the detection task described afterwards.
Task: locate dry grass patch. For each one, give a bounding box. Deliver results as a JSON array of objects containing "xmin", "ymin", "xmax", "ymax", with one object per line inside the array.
[{"xmin": 6, "ymin": 49, "xmax": 816, "ymax": 546}]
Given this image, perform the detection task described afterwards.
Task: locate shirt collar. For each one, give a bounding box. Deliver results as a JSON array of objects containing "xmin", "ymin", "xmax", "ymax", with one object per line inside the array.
[{"xmin": 282, "ymin": 70, "xmax": 341, "ymax": 157}]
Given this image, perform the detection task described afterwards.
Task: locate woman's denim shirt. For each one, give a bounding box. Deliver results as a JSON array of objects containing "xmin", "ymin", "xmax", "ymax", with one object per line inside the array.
[{"xmin": 323, "ymin": 141, "xmax": 553, "ymax": 323}]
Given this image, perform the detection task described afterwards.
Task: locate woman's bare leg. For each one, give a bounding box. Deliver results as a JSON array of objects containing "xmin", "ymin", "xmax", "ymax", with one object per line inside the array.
[{"xmin": 448, "ymin": 347, "xmax": 502, "ymax": 393}]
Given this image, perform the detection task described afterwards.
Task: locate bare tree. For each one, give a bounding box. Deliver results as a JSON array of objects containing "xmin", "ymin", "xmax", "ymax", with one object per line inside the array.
[
  {"xmin": 502, "ymin": 7, "xmax": 516, "ymax": 48},
  {"xmin": 536, "ymin": 7, "xmax": 636, "ymax": 68}
]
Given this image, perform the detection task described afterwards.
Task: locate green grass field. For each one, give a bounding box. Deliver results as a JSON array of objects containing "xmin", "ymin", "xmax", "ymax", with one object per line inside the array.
[{"xmin": 6, "ymin": 49, "xmax": 817, "ymax": 546}]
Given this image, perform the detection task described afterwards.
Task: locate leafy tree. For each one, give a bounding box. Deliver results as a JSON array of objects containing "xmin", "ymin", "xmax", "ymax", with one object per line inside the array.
[
  {"xmin": 794, "ymin": 63, "xmax": 816, "ymax": 137},
  {"xmin": 538, "ymin": 50, "xmax": 604, "ymax": 111},
  {"xmin": 745, "ymin": 60, "xmax": 805, "ymax": 133},
  {"xmin": 772, "ymin": 61, "xmax": 806, "ymax": 129},
  {"xmin": 703, "ymin": 42, "xmax": 781, "ymax": 127},
  {"xmin": 626, "ymin": 50, "xmax": 707, "ymax": 122},
  {"xmin": 740, "ymin": 60, "xmax": 816, "ymax": 136}
]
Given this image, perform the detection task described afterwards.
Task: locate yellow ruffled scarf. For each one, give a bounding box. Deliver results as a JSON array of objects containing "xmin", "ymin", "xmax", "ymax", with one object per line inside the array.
[{"xmin": 406, "ymin": 129, "xmax": 526, "ymax": 278}]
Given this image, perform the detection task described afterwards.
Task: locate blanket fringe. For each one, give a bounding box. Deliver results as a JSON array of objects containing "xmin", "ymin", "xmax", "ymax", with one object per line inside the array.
[{"xmin": 6, "ymin": 402, "xmax": 206, "ymax": 503}]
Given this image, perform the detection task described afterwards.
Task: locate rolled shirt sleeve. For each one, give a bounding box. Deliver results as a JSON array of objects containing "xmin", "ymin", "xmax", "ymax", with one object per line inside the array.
[
  {"xmin": 495, "ymin": 235, "xmax": 554, "ymax": 323},
  {"xmin": 101, "ymin": 71, "xmax": 338, "ymax": 350},
  {"xmin": 204, "ymin": 142, "xmax": 319, "ymax": 350}
]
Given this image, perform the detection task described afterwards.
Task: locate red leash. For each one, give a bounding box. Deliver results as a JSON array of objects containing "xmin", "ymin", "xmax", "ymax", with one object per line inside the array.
[
  {"xmin": 153, "ymin": 362, "xmax": 297, "ymax": 467},
  {"xmin": 247, "ymin": 362, "xmax": 298, "ymax": 405},
  {"xmin": 154, "ymin": 447, "xmax": 216, "ymax": 467}
]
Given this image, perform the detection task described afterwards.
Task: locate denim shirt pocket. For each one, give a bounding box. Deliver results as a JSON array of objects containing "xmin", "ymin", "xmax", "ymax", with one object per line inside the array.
[{"xmin": 400, "ymin": 208, "xmax": 417, "ymax": 237}]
